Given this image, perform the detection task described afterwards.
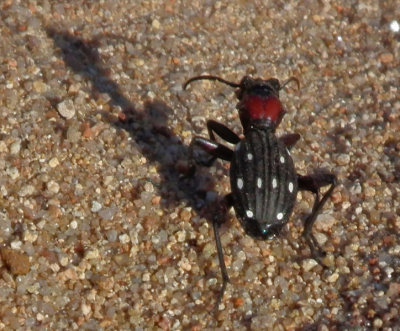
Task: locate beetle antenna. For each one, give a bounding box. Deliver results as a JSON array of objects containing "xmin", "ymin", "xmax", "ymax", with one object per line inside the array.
[
  {"xmin": 183, "ymin": 75, "xmax": 241, "ymax": 90},
  {"xmin": 280, "ymin": 77, "xmax": 300, "ymax": 91}
]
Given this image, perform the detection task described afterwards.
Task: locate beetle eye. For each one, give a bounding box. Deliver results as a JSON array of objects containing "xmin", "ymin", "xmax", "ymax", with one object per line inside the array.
[
  {"xmin": 240, "ymin": 76, "xmax": 251, "ymax": 85},
  {"xmin": 267, "ymin": 79, "xmax": 281, "ymax": 93}
]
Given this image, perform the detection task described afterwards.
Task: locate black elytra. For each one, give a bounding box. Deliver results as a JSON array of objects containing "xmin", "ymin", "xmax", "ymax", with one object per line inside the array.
[
  {"xmin": 230, "ymin": 128, "xmax": 298, "ymax": 239},
  {"xmin": 183, "ymin": 74, "xmax": 337, "ymax": 310}
]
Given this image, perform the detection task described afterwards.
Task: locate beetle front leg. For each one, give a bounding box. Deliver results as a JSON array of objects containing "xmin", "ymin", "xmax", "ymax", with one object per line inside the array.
[
  {"xmin": 192, "ymin": 120, "xmax": 240, "ymax": 167},
  {"xmin": 207, "ymin": 120, "xmax": 241, "ymax": 144},
  {"xmin": 297, "ymin": 173, "xmax": 337, "ymax": 261},
  {"xmin": 190, "ymin": 136, "xmax": 233, "ymax": 167},
  {"xmin": 212, "ymin": 193, "xmax": 233, "ymax": 311}
]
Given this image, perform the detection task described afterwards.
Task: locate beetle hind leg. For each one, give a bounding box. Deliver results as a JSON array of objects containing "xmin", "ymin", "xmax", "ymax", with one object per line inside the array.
[
  {"xmin": 297, "ymin": 173, "xmax": 337, "ymax": 262},
  {"xmin": 212, "ymin": 193, "xmax": 233, "ymax": 311},
  {"xmin": 189, "ymin": 121, "xmax": 239, "ymax": 309}
]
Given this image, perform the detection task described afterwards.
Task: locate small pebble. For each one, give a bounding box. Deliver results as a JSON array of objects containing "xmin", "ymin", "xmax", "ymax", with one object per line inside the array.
[
  {"xmin": 0, "ymin": 248, "xmax": 30, "ymax": 275},
  {"xmin": 49, "ymin": 157, "xmax": 59, "ymax": 167},
  {"xmin": 99, "ymin": 207, "xmax": 117, "ymax": 220},
  {"xmin": 6, "ymin": 167, "xmax": 19, "ymax": 179},
  {"xmin": 119, "ymin": 233, "xmax": 130, "ymax": 244},
  {"xmin": 91, "ymin": 201, "xmax": 102, "ymax": 212},
  {"xmin": 85, "ymin": 249, "xmax": 100, "ymax": 260},
  {"xmin": 18, "ymin": 185, "xmax": 35, "ymax": 197},
  {"xmin": 337, "ymin": 154, "xmax": 350, "ymax": 165},
  {"xmin": 327, "ymin": 273, "xmax": 339, "ymax": 283},
  {"xmin": 152, "ymin": 19, "xmax": 160, "ymax": 29},
  {"xmin": 47, "ymin": 180, "xmax": 60, "ymax": 194},
  {"xmin": 81, "ymin": 303, "xmax": 91, "ymax": 316},
  {"xmin": 0, "ymin": 141, "xmax": 8, "ymax": 152},
  {"xmin": 57, "ymin": 100, "xmax": 76, "ymax": 119},
  {"xmin": 10, "ymin": 140, "xmax": 21, "ymax": 154},
  {"xmin": 302, "ymin": 259, "xmax": 318, "ymax": 272},
  {"xmin": 10, "ymin": 240, "xmax": 23, "ymax": 249},
  {"xmin": 314, "ymin": 214, "xmax": 336, "ymax": 231},
  {"xmin": 379, "ymin": 52, "xmax": 393, "ymax": 64}
]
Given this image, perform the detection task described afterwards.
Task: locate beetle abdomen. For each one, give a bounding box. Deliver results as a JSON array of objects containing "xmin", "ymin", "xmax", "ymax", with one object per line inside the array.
[{"xmin": 230, "ymin": 128, "xmax": 298, "ymax": 239}]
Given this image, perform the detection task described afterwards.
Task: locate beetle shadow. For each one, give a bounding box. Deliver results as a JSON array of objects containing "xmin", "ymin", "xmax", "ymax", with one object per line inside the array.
[{"xmin": 45, "ymin": 27, "xmax": 219, "ymax": 230}]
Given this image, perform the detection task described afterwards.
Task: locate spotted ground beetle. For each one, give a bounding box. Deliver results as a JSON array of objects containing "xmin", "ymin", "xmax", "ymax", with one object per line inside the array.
[{"xmin": 184, "ymin": 75, "xmax": 337, "ymax": 308}]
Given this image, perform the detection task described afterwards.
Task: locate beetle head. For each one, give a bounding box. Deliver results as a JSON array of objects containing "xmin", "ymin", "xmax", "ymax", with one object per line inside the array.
[
  {"xmin": 236, "ymin": 76, "xmax": 299, "ymax": 132},
  {"xmin": 183, "ymin": 75, "xmax": 299, "ymax": 132}
]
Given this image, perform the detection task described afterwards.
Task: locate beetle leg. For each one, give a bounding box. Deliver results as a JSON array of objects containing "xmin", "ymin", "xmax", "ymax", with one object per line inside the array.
[
  {"xmin": 192, "ymin": 120, "xmax": 240, "ymax": 167},
  {"xmin": 213, "ymin": 193, "xmax": 233, "ymax": 310},
  {"xmin": 207, "ymin": 120, "xmax": 241, "ymax": 144},
  {"xmin": 297, "ymin": 173, "xmax": 337, "ymax": 261},
  {"xmin": 190, "ymin": 136, "xmax": 233, "ymax": 167},
  {"xmin": 279, "ymin": 133, "xmax": 300, "ymax": 150},
  {"xmin": 189, "ymin": 121, "xmax": 238, "ymax": 169}
]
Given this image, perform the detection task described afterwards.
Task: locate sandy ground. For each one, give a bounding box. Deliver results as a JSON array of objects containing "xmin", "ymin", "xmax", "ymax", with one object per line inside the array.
[{"xmin": 0, "ymin": 1, "xmax": 399, "ymax": 330}]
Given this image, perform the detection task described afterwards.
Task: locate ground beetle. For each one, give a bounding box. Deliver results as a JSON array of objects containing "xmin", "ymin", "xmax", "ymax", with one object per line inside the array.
[{"xmin": 183, "ymin": 74, "xmax": 337, "ymax": 309}]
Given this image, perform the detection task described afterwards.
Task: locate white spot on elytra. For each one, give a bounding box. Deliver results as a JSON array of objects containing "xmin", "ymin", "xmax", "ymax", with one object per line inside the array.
[
  {"xmin": 247, "ymin": 153, "xmax": 253, "ymax": 160},
  {"xmin": 246, "ymin": 210, "xmax": 254, "ymax": 218},
  {"xmin": 288, "ymin": 182, "xmax": 294, "ymax": 193},
  {"xmin": 272, "ymin": 178, "xmax": 277, "ymax": 188},
  {"xmin": 257, "ymin": 177, "xmax": 262, "ymax": 188},
  {"xmin": 280, "ymin": 156, "xmax": 285, "ymax": 164},
  {"xmin": 237, "ymin": 178, "xmax": 243, "ymax": 189},
  {"xmin": 277, "ymin": 212, "xmax": 284, "ymax": 220}
]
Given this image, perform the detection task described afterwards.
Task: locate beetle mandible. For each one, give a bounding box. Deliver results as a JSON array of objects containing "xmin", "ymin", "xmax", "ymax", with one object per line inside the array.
[{"xmin": 183, "ymin": 74, "xmax": 337, "ymax": 308}]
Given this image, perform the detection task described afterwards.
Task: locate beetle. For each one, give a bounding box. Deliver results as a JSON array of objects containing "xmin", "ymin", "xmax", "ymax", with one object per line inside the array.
[{"xmin": 183, "ymin": 74, "xmax": 337, "ymax": 309}]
